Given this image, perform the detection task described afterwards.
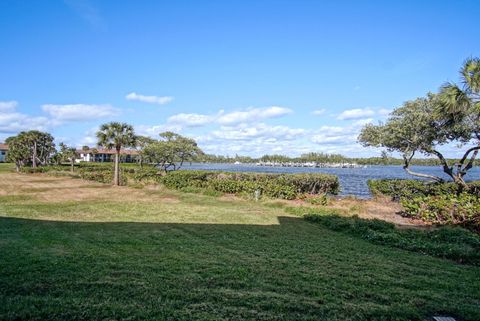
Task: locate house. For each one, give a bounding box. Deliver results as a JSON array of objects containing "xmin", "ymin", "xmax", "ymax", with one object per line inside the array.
[
  {"xmin": 0, "ymin": 144, "xmax": 8, "ymax": 162},
  {"xmin": 76, "ymin": 148, "xmax": 139, "ymax": 163}
]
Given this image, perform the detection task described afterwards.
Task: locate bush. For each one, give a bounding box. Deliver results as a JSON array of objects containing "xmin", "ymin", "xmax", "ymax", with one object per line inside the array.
[
  {"xmin": 25, "ymin": 165, "xmax": 339, "ymax": 200},
  {"xmin": 305, "ymin": 194, "xmax": 329, "ymax": 206},
  {"xmin": 304, "ymin": 213, "xmax": 480, "ymax": 265},
  {"xmin": 161, "ymin": 170, "xmax": 339, "ymax": 200},
  {"xmin": 401, "ymin": 193, "xmax": 480, "ymax": 231},
  {"xmin": 368, "ymin": 179, "xmax": 480, "ymax": 201}
]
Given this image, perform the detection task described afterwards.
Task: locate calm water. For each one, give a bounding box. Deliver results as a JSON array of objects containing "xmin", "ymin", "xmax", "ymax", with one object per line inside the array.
[{"xmin": 181, "ymin": 163, "xmax": 480, "ymax": 198}]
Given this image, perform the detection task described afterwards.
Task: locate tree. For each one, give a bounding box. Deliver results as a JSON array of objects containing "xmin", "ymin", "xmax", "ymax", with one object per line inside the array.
[
  {"xmin": 358, "ymin": 57, "xmax": 480, "ymax": 189},
  {"xmin": 60, "ymin": 143, "xmax": 78, "ymax": 172},
  {"xmin": 96, "ymin": 122, "xmax": 137, "ymax": 186},
  {"xmin": 135, "ymin": 135, "xmax": 155, "ymax": 169},
  {"xmin": 5, "ymin": 136, "xmax": 30, "ymax": 172},
  {"xmin": 359, "ymin": 95, "xmax": 444, "ymax": 181},
  {"xmin": 5, "ymin": 131, "xmax": 55, "ymax": 171},
  {"xmin": 142, "ymin": 132, "xmax": 202, "ymax": 173}
]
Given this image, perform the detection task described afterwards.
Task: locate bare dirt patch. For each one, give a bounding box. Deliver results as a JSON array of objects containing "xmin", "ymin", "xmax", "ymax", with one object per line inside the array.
[{"xmin": 0, "ymin": 172, "xmax": 179, "ymax": 204}]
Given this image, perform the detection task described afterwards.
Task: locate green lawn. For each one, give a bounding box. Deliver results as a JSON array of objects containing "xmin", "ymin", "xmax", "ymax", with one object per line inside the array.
[{"xmin": 0, "ymin": 167, "xmax": 479, "ymax": 320}]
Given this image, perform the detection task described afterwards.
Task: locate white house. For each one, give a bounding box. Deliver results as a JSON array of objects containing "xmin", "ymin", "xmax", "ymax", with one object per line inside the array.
[
  {"xmin": 0, "ymin": 144, "xmax": 8, "ymax": 162},
  {"xmin": 76, "ymin": 148, "xmax": 139, "ymax": 163}
]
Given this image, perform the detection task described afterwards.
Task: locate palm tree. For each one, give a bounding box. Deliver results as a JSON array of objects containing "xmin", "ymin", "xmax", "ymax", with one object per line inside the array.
[
  {"xmin": 435, "ymin": 57, "xmax": 480, "ymax": 188},
  {"xmin": 438, "ymin": 57, "xmax": 480, "ymax": 116},
  {"xmin": 96, "ymin": 122, "xmax": 136, "ymax": 186}
]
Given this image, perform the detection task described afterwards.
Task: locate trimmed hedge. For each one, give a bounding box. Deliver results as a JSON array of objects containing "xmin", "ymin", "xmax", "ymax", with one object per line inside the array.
[
  {"xmin": 368, "ymin": 179, "xmax": 480, "ymax": 200},
  {"xmin": 162, "ymin": 170, "xmax": 339, "ymax": 200},
  {"xmin": 26, "ymin": 165, "xmax": 339, "ymax": 200},
  {"xmin": 401, "ymin": 193, "xmax": 480, "ymax": 232}
]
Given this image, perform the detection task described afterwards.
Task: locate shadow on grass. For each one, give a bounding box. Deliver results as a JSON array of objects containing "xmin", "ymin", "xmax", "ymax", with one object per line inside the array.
[{"xmin": 0, "ymin": 216, "xmax": 479, "ymax": 321}]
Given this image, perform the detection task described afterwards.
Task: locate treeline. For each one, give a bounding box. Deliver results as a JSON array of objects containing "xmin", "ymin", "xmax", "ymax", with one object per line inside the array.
[{"xmin": 195, "ymin": 152, "xmax": 480, "ymax": 166}]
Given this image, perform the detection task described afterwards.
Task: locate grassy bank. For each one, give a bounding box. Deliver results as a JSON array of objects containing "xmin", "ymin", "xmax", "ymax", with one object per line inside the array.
[{"xmin": 0, "ymin": 166, "xmax": 479, "ymax": 320}]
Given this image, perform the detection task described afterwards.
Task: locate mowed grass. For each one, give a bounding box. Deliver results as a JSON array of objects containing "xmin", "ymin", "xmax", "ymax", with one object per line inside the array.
[{"xmin": 0, "ymin": 165, "xmax": 479, "ymax": 320}]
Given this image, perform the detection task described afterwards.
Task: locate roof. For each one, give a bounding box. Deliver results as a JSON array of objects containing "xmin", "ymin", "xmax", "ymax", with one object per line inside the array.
[
  {"xmin": 0, "ymin": 143, "xmax": 8, "ymax": 150},
  {"xmin": 77, "ymin": 148, "xmax": 139, "ymax": 155}
]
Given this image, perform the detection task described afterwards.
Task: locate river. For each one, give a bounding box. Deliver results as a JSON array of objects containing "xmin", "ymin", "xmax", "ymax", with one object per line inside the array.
[{"xmin": 180, "ymin": 163, "xmax": 480, "ymax": 198}]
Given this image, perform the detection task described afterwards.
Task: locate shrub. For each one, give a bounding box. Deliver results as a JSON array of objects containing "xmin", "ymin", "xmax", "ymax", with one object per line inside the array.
[
  {"xmin": 401, "ymin": 193, "xmax": 480, "ymax": 231},
  {"xmin": 26, "ymin": 165, "xmax": 339, "ymax": 200},
  {"xmin": 367, "ymin": 179, "xmax": 480, "ymax": 201},
  {"xmin": 305, "ymin": 194, "xmax": 329, "ymax": 206},
  {"xmin": 161, "ymin": 170, "xmax": 339, "ymax": 200},
  {"xmin": 304, "ymin": 213, "xmax": 480, "ymax": 265}
]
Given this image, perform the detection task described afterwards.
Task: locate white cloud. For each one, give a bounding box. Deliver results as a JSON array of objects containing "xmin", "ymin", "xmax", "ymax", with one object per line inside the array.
[
  {"xmin": 352, "ymin": 118, "xmax": 374, "ymax": 127},
  {"xmin": 165, "ymin": 106, "xmax": 292, "ymax": 129},
  {"xmin": 125, "ymin": 92, "xmax": 174, "ymax": 105},
  {"xmin": 42, "ymin": 104, "xmax": 119, "ymax": 122},
  {"xmin": 135, "ymin": 124, "xmax": 184, "ymax": 137},
  {"xmin": 0, "ymin": 112, "xmax": 50, "ymax": 134},
  {"xmin": 217, "ymin": 106, "xmax": 292, "ymax": 125},
  {"xmin": 0, "ymin": 101, "xmax": 52, "ymax": 134},
  {"xmin": 210, "ymin": 123, "xmax": 305, "ymax": 141},
  {"xmin": 0, "ymin": 101, "xmax": 18, "ymax": 112},
  {"xmin": 337, "ymin": 108, "xmax": 375, "ymax": 120},
  {"xmin": 378, "ymin": 108, "xmax": 392, "ymax": 116},
  {"xmin": 312, "ymin": 109, "xmax": 326, "ymax": 116},
  {"xmin": 167, "ymin": 113, "xmax": 216, "ymax": 127}
]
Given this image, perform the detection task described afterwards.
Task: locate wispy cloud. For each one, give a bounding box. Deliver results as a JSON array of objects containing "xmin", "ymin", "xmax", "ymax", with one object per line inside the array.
[
  {"xmin": 312, "ymin": 109, "xmax": 326, "ymax": 116},
  {"xmin": 42, "ymin": 104, "xmax": 120, "ymax": 122},
  {"xmin": 64, "ymin": 0, "xmax": 106, "ymax": 30},
  {"xmin": 0, "ymin": 100, "xmax": 18, "ymax": 112},
  {"xmin": 337, "ymin": 108, "xmax": 375, "ymax": 120},
  {"xmin": 125, "ymin": 92, "xmax": 174, "ymax": 105},
  {"xmin": 0, "ymin": 102, "xmax": 51, "ymax": 134},
  {"xmin": 166, "ymin": 106, "xmax": 292, "ymax": 129}
]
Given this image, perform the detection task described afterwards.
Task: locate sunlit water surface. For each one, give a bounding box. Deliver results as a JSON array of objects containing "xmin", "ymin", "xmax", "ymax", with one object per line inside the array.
[{"xmin": 180, "ymin": 163, "xmax": 480, "ymax": 198}]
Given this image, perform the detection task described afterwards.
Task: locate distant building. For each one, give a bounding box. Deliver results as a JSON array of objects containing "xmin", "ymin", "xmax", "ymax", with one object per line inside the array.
[
  {"xmin": 76, "ymin": 148, "xmax": 139, "ymax": 163},
  {"xmin": 0, "ymin": 144, "xmax": 8, "ymax": 162}
]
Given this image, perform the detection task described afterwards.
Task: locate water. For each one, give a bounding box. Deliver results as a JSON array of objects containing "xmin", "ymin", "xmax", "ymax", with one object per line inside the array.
[{"xmin": 180, "ymin": 163, "xmax": 480, "ymax": 198}]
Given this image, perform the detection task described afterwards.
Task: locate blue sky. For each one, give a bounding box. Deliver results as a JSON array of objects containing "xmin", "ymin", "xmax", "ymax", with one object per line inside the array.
[{"xmin": 1, "ymin": 0, "xmax": 479, "ymax": 157}]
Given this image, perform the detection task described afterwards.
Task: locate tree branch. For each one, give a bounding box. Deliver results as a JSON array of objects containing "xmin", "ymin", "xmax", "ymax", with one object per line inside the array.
[
  {"xmin": 402, "ymin": 152, "xmax": 444, "ymax": 182},
  {"xmin": 430, "ymin": 149, "xmax": 455, "ymax": 181}
]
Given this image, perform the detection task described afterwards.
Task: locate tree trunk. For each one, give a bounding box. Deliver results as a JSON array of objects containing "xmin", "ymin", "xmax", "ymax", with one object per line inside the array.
[
  {"xmin": 71, "ymin": 160, "xmax": 74, "ymax": 173},
  {"xmin": 32, "ymin": 141, "xmax": 37, "ymax": 168},
  {"xmin": 114, "ymin": 151, "xmax": 120, "ymax": 186},
  {"xmin": 402, "ymin": 153, "xmax": 443, "ymax": 182},
  {"xmin": 403, "ymin": 165, "xmax": 444, "ymax": 182}
]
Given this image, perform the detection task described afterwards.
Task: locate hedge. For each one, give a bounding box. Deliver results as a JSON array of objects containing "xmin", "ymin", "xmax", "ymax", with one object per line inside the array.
[
  {"xmin": 22, "ymin": 165, "xmax": 340, "ymax": 200},
  {"xmin": 401, "ymin": 193, "xmax": 480, "ymax": 232},
  {"xmin": 162, "ymin": 170, "xmax": 340, "ymax": 199},
  {"xmin": 367, "ymin": 179, "xmax": 480, "ymax": 201}
]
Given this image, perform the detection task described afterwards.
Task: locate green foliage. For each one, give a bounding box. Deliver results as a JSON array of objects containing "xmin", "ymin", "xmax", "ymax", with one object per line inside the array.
[
  {"xmin": 142, "ymin": 131, "xmax": 202, "ymax": 172},
  {"xmin": 162, "ymin": 170, "xmax": 339, "ymax": 199},
  {"xmin": 401, "ymin": 193, "xmax": 480, "ymax": 231},
  {"xmin": 305, "ymin": 194, "xmax": 329, "ymax": 206},
  {"xmin": 368, "ymin": 179, "xmax": 459, "ymax": 200},
  {"xmin": 359, "ymin": 58, "xmax": 480, "ymax": 186},
  {"xmin": 6, "ymin": 130, "xmax": 55, "ymax": 170},
  {"xmin": 96, "ymin": 122, "xmax": 137, "ymax": 186},
  {"xmin": 304, "ymin": 213, "xmax": 480, "ymax": 265},
  {"xmin": 368, "ymin": 178, "xmax": 480, "ymax": 199}
]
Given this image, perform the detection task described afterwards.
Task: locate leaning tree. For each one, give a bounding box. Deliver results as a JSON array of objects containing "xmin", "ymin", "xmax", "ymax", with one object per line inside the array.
[
  {"xmin": 142, "ymin": 132, "xmax": 203, "ymax": 173},
  {"xmin": 96, "ymin": 122, "xmax": 136, "ymax": 186},
  {"xmin": 359, "ymin": 58, "xmax": 480, "ymax": 189}
]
